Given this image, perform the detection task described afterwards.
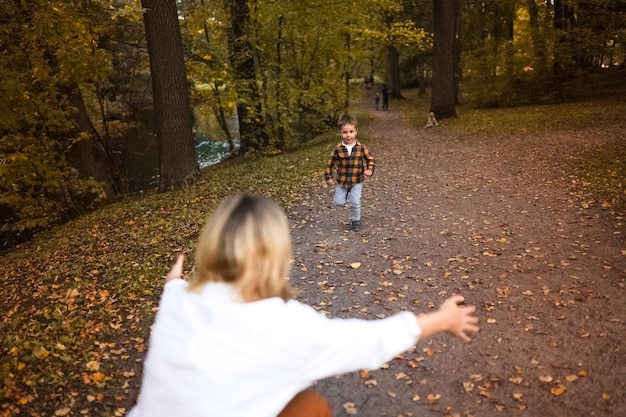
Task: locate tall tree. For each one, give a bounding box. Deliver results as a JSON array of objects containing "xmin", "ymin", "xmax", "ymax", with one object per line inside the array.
[
  {"xmin": 141, "ymin": 0, "xmax": 199, "ymax": 191},
  {"xmin": 431, "ymin": 0, "xmax": 459, "ymax": 118},
  {"xmin": 225, "ymin": 0, "xmax": 268, "ymax": 155}
]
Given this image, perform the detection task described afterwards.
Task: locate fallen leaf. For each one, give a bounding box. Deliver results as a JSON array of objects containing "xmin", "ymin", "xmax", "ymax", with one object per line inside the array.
[
  {"xmin": 55, "ymin": 409, "xmax": 71, "ymax": 417},
  {"xmin": 412, "ymin": 395, "xmax": 421, "ymax": 401},
  {"xmin": 539, "ymin": 375, "xmax": 554, "ymax": 383},
  {"xmin": 551, "ymin": 385, "xmax": 566, "ymax": 396},
  {"xmin": 508, "ymin": 376, "xmax": 523, "ymax": 384},
  {"xmin": 427, "ymin": 393, "xmax": 441, "ymax": 404},
  {"xmin": 565, "ymin": 375, "xmax": 578, "ymax": 382},
  {"xmin": 343, "ymin": 402, "xmax": 357, "ymax": 415},
  {"xmin": 349, "ymin": 262, "xmax": 361, "ymax": 269},
  {"xmin": 513, "ymin": 393, "xmax": 523, "ymax": 401}
]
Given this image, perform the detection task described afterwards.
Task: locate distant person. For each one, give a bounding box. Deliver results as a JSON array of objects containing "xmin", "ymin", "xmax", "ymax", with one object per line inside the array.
[
  {"xmin": 128, "ymin": 193, "xmax": 480, "ymax": 417},
  {"xmin": 381, "ymin": 84, "xmax": 389, "ymax": 110},
  {"xmin": 375, "ymin": 92, "xmax": 381, "ymax": 110},
  {"xmin": 325, "ymin": 114, "xmax": 375, "ymax": 231},
  {"xmin": 425, "ymin": 111, "xmax": 439, "ymax": 128}
]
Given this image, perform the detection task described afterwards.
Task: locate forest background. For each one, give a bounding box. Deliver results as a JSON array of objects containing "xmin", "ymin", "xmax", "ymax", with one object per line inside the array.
[
  {"xmin": 1, "ymin": 0, "xmax": 624, "ymax": 248},
  {"xmin": 1, "ymin": 1, "xmax": 626, "ymax": 416}
]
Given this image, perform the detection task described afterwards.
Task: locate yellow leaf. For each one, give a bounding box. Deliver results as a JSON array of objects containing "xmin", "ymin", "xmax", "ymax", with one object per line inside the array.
[
  {"xmin": 539, "ymin": 375, "xmax": 553, "ymax": 383},
  {"xmin": 565, "ymin": 375, "xmax": 578, "ymax": 382},
  {"xmin": 463, "ymin": 381, "xmax": 475, "ymax": 392},
  {"xmin": 602, "ymin": 393, "xmax": 611, "ymax": 400},
  {"xmin": 17, "ymin": 362, "xmax": 26, "ymax": 371},
  {"xmin": 365, "ymin": 379, "xmax": 377, "ymax": 387},
  {"xmin": 86, "ymin": 360, "xmax": 100, "ymax": 371},
  {"xmin": 33, "ymin": 346, "xmax": 50, "ymax": 359},
  {"xmin": 92, "ymin": 372, "xmax": 106, "ymax": 383},
  {"xmin": 513, "ymin": 393, "xmax": 523, "ymax": 401},
  {"xmin": 578, "ymin": 370, "xmax": 587, "ymax": 377},
  {"xmin": 551, "ymin": 385, "xmax": 566, "ymax": 396},
  {"xmin": 427, "ymin": 393, "xmax": 441, "ymax": 404},
  {"xmin": 55, "ymin": 408, "xmax": 71, "ymax": 416},
  {"xmin": 343, "ymin": 402, "xmax": 358, "ymax": 415},
  {"xmin": 412, "ymin": 395, "xmax": 421, "ymax": 401},
  {"xmin": 509, "ymin": 376, "xmax": 523, "ymax": 384},
  {"xmin": 349, "ymin": 262, "xmax": 361, "ymax": 269},
  {"xmin": 359, "ymin": 370, "xmax": 370, "ymax": 379},
  {"xmin": 487, "ymin": 318, "xmax": 497, "ymax": 324}
]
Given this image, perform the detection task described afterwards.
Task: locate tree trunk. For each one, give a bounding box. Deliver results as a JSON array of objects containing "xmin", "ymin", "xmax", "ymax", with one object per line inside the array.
[
  {"xmin": 388, "ymin": 45, "xmax": 404, "ymax": 99},
  {"xmin": 142, "ymin": 0, "xmax": 199, "ymax": 192},
  {"xmin": 431, "ymin": 0, "xmax": 458, "ymax": 119},
  {"xmin": 66, "ymin": 84, "xmax": 117, "ymax": 200},
  {"xmin": 552, "ymin": 0, "xmax": 576, "ymax": 99},
  {"xmin": 225, "ymin": 0, "xmax": 267, "ymax": 155},
  {"xmin": 526, "ymin": 0, "xmax": 549, "ymax": 81}
]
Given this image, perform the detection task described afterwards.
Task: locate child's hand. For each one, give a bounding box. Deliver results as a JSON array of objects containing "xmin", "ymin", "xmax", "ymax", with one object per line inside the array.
[
  {"xmin": 327, "ymin": 179, "xmax": 335, "ymax": 186},
  {"xmin": 165, "ymin": 253, "xmax": 185, "ymax": 282},
  {"xmin": 364, "ymin": 169, "xmax": 373, "ymax": 177},
  {"xmin": 439, "ymin": 295, "xmax": 479, "ymax": 342}
]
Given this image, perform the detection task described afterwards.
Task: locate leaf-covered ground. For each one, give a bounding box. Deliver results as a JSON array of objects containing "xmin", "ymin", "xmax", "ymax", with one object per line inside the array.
[{"xmin": 1, "ymin": 82, "xmax": 625, "ymax": 417}]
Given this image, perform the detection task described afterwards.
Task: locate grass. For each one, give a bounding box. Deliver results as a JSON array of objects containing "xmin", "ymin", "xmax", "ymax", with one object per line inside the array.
[{"xmin": 1, "ymin": 80, "xmax": 625, "ymax": 416}]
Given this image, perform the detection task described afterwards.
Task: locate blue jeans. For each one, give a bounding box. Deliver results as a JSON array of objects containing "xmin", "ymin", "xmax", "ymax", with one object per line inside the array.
[{"xmin": 334, "ymin": 183, "xmax": 362, "ymax": 222}]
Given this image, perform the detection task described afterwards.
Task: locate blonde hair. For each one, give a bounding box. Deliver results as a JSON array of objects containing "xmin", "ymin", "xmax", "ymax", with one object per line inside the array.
[
  {"xmin": 337, "ymin": 114, "xmax": 358, "ymax": 129},
  {"xmin": 191, "ymin": 194, "xmax": 296, "ymax": 302}
]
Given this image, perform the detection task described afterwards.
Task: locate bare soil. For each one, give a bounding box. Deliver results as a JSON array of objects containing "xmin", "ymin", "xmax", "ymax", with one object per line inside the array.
[{"xmin": 287, "ymin": 89, "xmax": 626, "ymax": 417}]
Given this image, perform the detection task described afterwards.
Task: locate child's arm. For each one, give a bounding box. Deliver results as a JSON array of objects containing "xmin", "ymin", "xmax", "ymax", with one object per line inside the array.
[
  {"xmin": 416, "ymin": 295, "xmax": 479, "ymax": 342},
  {"xmin": 324, "ymin": 149, "xmax": 337, "ymax": 185},
  {"xmin": 363, "ymin": 146, "xmax": 375, "ymax": 177}
]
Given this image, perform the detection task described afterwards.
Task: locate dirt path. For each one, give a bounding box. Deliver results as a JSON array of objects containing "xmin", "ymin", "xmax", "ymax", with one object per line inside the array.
[{"xmin": 287, "ymin": 90, "xmax": 626, "ymax": 417}]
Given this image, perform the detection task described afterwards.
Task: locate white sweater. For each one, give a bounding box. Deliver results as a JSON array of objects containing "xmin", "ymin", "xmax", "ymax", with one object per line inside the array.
[{"xmin": 127, "ymin": 279, "xmax": 421, "ymax": 417}]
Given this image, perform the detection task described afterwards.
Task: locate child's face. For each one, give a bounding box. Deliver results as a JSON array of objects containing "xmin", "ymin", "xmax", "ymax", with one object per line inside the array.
[{"xmin": 340, "ymin": 123, "xmax": 357, "ymax": 145}]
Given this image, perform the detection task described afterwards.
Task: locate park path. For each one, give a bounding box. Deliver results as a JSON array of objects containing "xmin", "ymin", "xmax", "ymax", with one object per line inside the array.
[{"xmin": 287, "ymin": 89, "xmax": 626, "ymax": 417}]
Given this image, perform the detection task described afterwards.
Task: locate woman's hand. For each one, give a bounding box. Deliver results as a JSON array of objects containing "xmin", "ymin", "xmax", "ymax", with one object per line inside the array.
[
  {"xmin": 416, "ymin": 295, "xmax": 480, "ymax": 342},
  {"xmin": 165, "ymin": 253, "xmax": 185, "ymax": 282}
]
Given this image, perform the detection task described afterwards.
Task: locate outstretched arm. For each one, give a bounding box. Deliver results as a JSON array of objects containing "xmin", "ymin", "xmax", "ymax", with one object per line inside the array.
[
  {"xmin": 165, "ymin": 253, "xmax": 185, "ymax": 282},
  {"xmin": 416, "ymin": 295, "xmax": 479, "ymax": 342}
]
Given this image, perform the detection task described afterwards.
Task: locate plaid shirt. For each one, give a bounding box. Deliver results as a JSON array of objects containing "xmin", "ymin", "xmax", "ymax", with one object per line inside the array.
[{"xmin": 324, "ymin": 141, "xmax": 375, "ymax": 188}]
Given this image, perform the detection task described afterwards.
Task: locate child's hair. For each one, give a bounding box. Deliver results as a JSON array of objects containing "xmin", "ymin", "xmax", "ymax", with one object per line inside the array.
[
  {"xmin": 191, "ymin": 194, "xmax": 296, "ymax": 302},
  {"xmin": 337, "ymin": 114, "xmax": 358, "ymax": 130}
]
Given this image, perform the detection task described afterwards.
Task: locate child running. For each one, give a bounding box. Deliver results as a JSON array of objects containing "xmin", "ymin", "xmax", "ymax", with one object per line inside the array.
[{"xmin": 325, "ymin": 114, "xmax": 375, "ymax": 231}]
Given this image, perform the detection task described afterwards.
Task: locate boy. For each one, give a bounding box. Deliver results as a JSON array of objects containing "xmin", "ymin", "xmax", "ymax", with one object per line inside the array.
[{"xmin": 324, "ymin": 114, "xmax": 375, "ymax": 231}]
